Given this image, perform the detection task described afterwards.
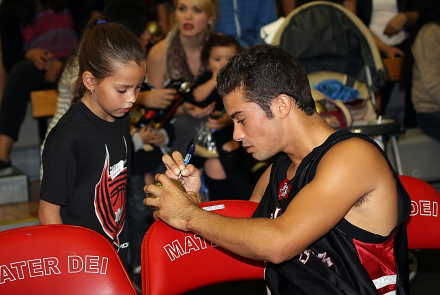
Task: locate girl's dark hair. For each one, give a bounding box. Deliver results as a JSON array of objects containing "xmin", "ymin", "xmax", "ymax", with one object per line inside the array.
[
  {"xmin": 401, "ymin": 0, "xmax": 440, "ymax": 87},
  {"xmin": 4, "ymin": 0, "xmax": 66, "ymax": 24},
  {"xmin": 72, "ymin": 16, "xmax": 146, "ymax": 103},
  {"xmin": 201, "ymin": 34, "xmax": 241, "ymax": 67}
]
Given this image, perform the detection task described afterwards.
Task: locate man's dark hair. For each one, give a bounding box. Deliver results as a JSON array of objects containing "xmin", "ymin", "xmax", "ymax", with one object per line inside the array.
[{"xmin": 217, "ymin": 44, "xmax": 316, "ymax": 118}]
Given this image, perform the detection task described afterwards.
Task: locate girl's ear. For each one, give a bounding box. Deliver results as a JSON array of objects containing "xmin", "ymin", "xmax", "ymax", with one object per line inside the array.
[{"xmin": 82, "ymin": 71, "xmax": 96, "ymax": 91}]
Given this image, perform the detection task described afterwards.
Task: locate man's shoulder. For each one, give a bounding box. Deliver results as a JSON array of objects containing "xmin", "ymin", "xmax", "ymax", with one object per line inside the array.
[{"xmin": 320, "ymin": 136, "xmax": 386, "ymax": 171}]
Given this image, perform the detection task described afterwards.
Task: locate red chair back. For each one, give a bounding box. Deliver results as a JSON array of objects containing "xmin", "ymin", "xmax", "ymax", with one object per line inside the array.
[
  {"xmin": 399, "ymin": 175, "xmax": 440, "ymax": 249},
  {"xmin": 0, "ymin": 225, "xmax": 137, "ymax": 295},
  {"xmin": 141, "ymin": 200, "xmax": 265, "ymax": 295}
]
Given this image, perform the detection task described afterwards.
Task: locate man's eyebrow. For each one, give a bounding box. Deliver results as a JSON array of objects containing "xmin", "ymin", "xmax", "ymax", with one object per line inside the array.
[{"xmin": 230, "ymin": 111, "xmax": 242, "ymax": 119}]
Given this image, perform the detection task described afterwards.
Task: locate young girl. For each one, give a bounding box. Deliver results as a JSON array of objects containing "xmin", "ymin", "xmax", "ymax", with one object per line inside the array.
[
  {"xmin": 38, "ymin": 16, "xmax": 147, "ymax": 265},
  {"xmin": 191, "ymin": 34, "xmax": 255, "ymax": 201}
]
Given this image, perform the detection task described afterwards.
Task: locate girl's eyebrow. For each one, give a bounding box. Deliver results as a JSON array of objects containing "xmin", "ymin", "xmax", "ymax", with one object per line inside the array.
[{"xmin": 115, "ymin": 83, "xmax": 136, "ymax": 88}]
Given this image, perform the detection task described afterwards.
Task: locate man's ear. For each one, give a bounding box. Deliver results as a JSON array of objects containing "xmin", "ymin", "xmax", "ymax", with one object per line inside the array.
[
  {"xmin": 82, "ymin": 71, "xmax": 96, "ymax": 91},
  {"xmin": 274, "ymin": 94, "xmax": 292, "ymax": 119}
]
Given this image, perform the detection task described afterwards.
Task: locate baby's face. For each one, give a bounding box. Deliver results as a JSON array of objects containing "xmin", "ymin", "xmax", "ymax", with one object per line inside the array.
[{"xmin": 209, "ymin": 45, "xmax": 237, "ymax": 75}]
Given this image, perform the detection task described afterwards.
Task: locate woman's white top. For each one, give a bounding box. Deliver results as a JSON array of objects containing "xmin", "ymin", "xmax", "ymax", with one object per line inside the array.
[{"xmin": 369, "ymin": 0, "xmax": 407, "ymax": 46}]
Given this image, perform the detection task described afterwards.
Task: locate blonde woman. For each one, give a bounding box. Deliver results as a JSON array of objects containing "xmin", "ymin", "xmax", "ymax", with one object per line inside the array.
[
  {"xmin": 147, "ymin": 0, "xmax": 218, "ymax": 169},
  {"xmin": 147, "ymin": 0, "xmax": 255, "ymax": 200}
]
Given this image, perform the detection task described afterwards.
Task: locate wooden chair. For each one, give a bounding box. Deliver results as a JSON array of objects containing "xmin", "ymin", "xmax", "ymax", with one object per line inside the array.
[
  {"xmin": 30, "ymin": 89, "xmax": 58, "ymax": 118},
  {"xmin": 141, "ymin": 200, "xmax": 265, "ymax": 295},
  {"xmin": 383, "ymin": 57, "xmax": 404, "ymax": 82},
  {"xmin": 30, "ymin": 89, "xmax": 58, "ymax": 141},
  {"xmin": 0, "ymin": 224, "xmax": 137, "ymax": 295}
]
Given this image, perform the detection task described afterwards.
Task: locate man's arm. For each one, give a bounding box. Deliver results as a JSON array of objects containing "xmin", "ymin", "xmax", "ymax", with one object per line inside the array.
[
  {"xmin": 145, "ymin": 139, "xmax": 397, "ymax": 264},
  {"xmin": 38, "ymin": 200, "xmax": 63, "ymax": 224},
  {"xmin": 248, "ymin": 164, "xmax": 271, "ymax": 202}
]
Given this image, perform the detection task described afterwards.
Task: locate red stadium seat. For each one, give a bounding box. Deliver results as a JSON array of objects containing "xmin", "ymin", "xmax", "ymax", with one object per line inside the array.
[
  {"xmin": 142, "ymin": 178, "xmax": 440, "ymax": 294},
  {"xmin": 141, "ymin": 200, "xmax": 265, "ymax": 295},
  {"xmin": 0, "ymin": 225, "xmax": 137, "ymax": 295},
  {"xmin": 399, "ymin": 175, "xmax": 440, "ymax": 249}
]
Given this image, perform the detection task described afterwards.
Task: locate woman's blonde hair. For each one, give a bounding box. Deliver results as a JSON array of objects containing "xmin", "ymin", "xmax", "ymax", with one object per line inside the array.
[{"xmin": 174, "ymin": 0, "xmax": 219, "ymax": 27}]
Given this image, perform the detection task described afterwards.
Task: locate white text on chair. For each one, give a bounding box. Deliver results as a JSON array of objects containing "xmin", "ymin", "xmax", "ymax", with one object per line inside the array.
[
  {"xmin": 410, "ymin": 200, "xmax": 438, "ymax": 217},
  {"xmin": 0, "ymin": 255, "xmax": 109, "ymax": 285},
  {"xmin": 164, "ymin": 234, "xmax": 220, "ymax": 261}
]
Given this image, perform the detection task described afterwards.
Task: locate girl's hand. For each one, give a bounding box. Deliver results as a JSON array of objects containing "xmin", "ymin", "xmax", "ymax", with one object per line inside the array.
[
  {"xmin": 185, "ymin": 102, "xmax": 216, "ymax": 119},
  {"xmin": 141, "ymin": 88, "xmax": 177, "ymax": 109},
  {"xmin": 211, "ymin": 70, "xmax": 218, "ymax": 83},
  {"xmin": 25, "ymin": 49, "xmax": 50, "ymax": 70},
  {"xmin": 206, "ymin": 113, "xmax": 232, "ymax": 130},
  {"xmin": 138, "ymin": 125, "xmax": 157, "ymax": 144},
  {"xmin": 150, "ymin": 133, "xmax": 166, "ymax": 147},
  {"xmin": 44, "ymin": 60, "xmax": 63, "ymax": 83}
]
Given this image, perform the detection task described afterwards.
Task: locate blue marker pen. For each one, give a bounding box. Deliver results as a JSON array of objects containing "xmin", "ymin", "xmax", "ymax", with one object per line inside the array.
[{"xmin": 178, "ymin": 144, "xmax": 195, "ymax": 179}]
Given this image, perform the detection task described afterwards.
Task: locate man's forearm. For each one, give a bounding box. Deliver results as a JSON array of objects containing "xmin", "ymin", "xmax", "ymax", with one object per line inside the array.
[{"xmin": 185, "ymin": 208, "xmax": 299, "ymax": 264}]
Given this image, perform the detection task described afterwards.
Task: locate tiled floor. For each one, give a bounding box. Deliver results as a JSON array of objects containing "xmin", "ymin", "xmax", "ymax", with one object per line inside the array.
[{"xmin": 0, "ymin": 179, "xmax": 39, "ymax": 231}]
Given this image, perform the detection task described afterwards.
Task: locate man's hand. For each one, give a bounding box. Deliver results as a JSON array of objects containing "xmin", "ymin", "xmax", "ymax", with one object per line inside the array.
[
  {"xmin": 143, "ymin": 174, "xmax": 201, "ymax": 230},
  {"xmin": 161, "ymin": 151, "xmax": 202, "ymax": 195}
]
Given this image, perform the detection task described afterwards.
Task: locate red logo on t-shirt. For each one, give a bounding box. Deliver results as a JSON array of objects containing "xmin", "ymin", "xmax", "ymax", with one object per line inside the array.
[
  {"xmin": 278, "ymin": 179, "xmax": 291, "ymax": 200},
  {"xmin": 94, "ymin": 145, "xmax": 127, "ymax": 248}
]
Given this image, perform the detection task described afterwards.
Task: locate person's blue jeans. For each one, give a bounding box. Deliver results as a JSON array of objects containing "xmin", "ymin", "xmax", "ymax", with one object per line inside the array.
[
  {"xmin": 417, "ymin": 112, "xmax": 440, "ymax": 142},
  {"xmin": 126, "ymin": 174, "xmax": 154, "ymax": 271}
]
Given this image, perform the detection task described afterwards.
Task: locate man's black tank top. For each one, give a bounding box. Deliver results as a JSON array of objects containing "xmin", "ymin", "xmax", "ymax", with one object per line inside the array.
[{"xmin": 253, "ymin": 129, "xmax": 411, "ymax": 294}]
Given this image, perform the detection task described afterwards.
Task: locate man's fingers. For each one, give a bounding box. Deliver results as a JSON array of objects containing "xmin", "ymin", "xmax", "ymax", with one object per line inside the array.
[
  {"xmin": 171, "ymin": 151, "xmax": 186, "ymax": 171},
  {"xmin": 144, "ymin": 182, "xmax": 161, "ymax": 196},
  {"xmin": 152, "ymin": 210, "xmax": 160, "ymax": 221},
  {"xmin": 187, "ymin": 191, "xmax": 199, "ymax": 200},
  {"xmin": 162, "ymin": 153, "xmax": 183, "ymax": 176},
  {"xmin": 164, "ymin": 169, "xmax": 177, "ymax": 179}
]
